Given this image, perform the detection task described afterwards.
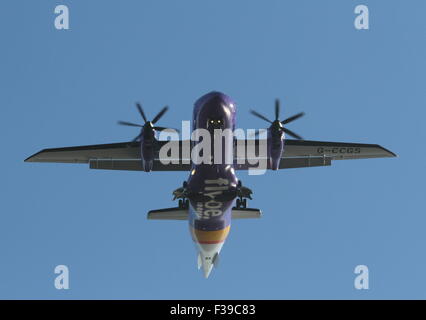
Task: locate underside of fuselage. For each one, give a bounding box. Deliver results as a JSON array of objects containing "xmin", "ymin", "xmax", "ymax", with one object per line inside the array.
[
  {"xmin": 187, "ymin": 92, "xmax": 238, "ymax": 278},
  {"xmin": 24, "ymin": 86, "xmax": 398, "ymax": 280}
]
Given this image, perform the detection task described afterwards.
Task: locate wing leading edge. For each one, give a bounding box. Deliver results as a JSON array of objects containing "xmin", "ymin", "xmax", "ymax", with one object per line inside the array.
[{"xmin": 24, "ymin": 142, "xmax": 140, "ymax": 163}]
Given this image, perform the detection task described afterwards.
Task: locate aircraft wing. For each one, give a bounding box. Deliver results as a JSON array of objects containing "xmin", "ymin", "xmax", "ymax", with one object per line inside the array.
[
  {"xmin": 234, "ymin": 139, "xmax": 396, "ymax": 170},
  {"xmin": 282, "ymin": 139, "xmax": 396, "ymax": 160},
  {"xmin": 24, "ymin": 140, "xmax": 192, "ymax": 171},
  {"xmin": 25, "ymin": 142, "xmax": 140, "ymax": 163},
  {"xmin": 25, "ymin": 139, "xmax": 395, "ymax": 171}
]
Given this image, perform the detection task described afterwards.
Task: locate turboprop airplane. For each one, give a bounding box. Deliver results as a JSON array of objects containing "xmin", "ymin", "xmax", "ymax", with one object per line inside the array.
[{"xmin": 25, "ymin": 91, "xmax": 396, "ymax": 278}]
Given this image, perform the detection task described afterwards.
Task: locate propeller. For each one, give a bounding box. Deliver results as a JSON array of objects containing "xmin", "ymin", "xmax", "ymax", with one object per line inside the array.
[
  {"xmin": 118, "ymin": 103, "xmax": 179, "ymax": 141},
  {"xmin": 250, "ymin": 99, "xmax": 305, "ymax": 139}
]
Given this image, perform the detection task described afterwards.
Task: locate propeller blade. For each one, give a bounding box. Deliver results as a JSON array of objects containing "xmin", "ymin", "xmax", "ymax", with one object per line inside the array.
[
  {"xmin": 152, "ymin": 106, "xmax": 169, "ymax": 124},
  {"xmin": 136, "ymin": 103, "xmax": 147, "ymax": 122},
  {"xmin": 275, "ymin": 99, "xmax": 280, "ymax": 120},
  {"xmin": 281, "ymin": 112, "xmax": 305, "ymax": 125},
  {"xmin": 283, "ymin": 127, "xmax": 303, "ymax": 140},
  {"xmin": 132, "ymin": 135, "xmax": 141, "ymax": 142},
  {"xmin": 250, "ymin": 110, "xmax": 273, "ymax": 124},
  {"xmin": 118, "ymin": 121, "xmax": 143, "ymax": 127},
  {"xmin": 153, "ymin": 126, "xmax": 180, "ymax": 133}
]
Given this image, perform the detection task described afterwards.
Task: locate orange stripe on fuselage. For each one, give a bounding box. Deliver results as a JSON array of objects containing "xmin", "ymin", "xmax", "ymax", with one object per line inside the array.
[{"xmin": 190, "ymin": 225, "xmax": 231, "ymax": 244}]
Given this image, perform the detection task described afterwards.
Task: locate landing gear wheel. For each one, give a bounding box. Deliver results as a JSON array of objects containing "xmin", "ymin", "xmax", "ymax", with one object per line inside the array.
[
  {"xmin": 178, "ymin": 199, "xmax": 189, "ymax": 209},
  {"xmin": 242, "ymin": 199, "xmax": 247, "ymax": 208},
  {"xmin": 236, "ymin": 197, "xmax": 247, "ymax": 209}
]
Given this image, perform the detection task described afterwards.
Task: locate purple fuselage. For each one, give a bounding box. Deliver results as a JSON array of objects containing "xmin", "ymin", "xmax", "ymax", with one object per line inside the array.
[{"xmin": 186, "ymin": 92, "xmax": 238, "ymax": 246}]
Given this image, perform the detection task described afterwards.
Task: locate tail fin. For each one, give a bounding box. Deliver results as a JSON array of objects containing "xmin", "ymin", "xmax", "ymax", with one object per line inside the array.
[
  {"xmin": 197, "ymin": 253, "xmax": 202, "ymax": 270},
  {"xmin": 212, "ymin": 253, "xmax": 220, "ymax": 268}
]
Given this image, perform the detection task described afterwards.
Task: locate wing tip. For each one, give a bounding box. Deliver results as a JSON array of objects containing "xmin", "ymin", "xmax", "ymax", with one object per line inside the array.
[
  {"xmin": 378, "ymin": 145, "xmax": 397, "ymax": 158},
  {"xmin": 24, "ymin": 150, "xmax": 44, "ymax": 162}
]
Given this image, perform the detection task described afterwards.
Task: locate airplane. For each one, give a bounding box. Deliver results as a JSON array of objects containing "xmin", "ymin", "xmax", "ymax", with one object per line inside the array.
[{"xmin": 25, "ymin": 91, "xmax": 396, "ymax": 278}]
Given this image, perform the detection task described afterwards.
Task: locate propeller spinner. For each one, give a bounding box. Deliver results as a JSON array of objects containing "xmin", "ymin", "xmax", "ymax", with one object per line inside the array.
[{"xmin": 250, "ymin": 99, "xmax": 305, "ymax": 139}]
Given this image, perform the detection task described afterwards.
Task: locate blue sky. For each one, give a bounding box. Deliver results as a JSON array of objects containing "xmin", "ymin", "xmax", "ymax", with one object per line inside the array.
[{"xmin": 0, "ymin": 0, "xmax": 424, "ymax": 299}]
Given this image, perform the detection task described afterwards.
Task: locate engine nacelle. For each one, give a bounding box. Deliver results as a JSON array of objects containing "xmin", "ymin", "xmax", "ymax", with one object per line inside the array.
[
  {"xmin": 268, "ymin": 129, "xmax": 284, "ymax": 170},
  {"xmin": 140, "ymin": 133, "xmax": 155, "ymax": 172}
]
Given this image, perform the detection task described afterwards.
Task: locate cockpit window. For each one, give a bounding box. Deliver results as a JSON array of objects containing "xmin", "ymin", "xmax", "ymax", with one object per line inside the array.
[{"xmin": 207, "ymin": 118, "xmax": 224, "ymax": 130}]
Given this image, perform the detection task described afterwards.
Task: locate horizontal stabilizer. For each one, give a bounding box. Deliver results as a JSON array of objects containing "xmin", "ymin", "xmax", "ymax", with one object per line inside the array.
[
  {"xmin": 147, "ymin": 207, "xmax": 188, "ymax": 220},
  {"xmin": 231, "ymin": 208, "xmax": 262, "ymax": 219},
  {"xmin": 148, "ymin": 207, "xmax": 262, "ymax": 220}
]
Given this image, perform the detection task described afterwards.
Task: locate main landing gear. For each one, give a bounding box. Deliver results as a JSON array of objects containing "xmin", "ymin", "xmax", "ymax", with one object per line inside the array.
[
  {"xmin": 235, "ymin": 198, "xmax": 247, "ymax": 209},
  {"xmin": 173, "ymin": 181, "xmax": 189, "ymax": 209},
  {"xmin": 235, "ymin": 180, "xmax": 253, "ymax": 209},
  {"xmin": 178, "ymin": 199, "xmax": 189, "ymax": 209},
  {"xmin": 172, "ymin": 180, "xmax": 254, "ymax": 210}
]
